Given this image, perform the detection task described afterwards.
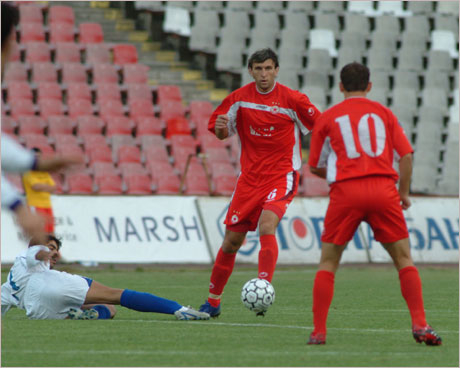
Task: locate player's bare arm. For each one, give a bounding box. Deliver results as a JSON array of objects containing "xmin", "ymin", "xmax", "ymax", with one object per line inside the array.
[
  {"xmin": 215, "ymin": 114, "xmax": 229, "ymax": 140},
  {"xmin": 31, "ymin": 183, "xmax": 56, "ymax": 193},
  {"xmin": 398, "ymin": 153, "xmax": 413, "ymax": 210},
  {"xmin": 309, "ymin": 166, "xmax": 327, "ymax": 179}
]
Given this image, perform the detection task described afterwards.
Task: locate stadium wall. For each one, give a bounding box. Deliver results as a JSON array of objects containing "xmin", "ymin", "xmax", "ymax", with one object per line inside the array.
[{"xmin": 2, "ymin": 196, "xmax": 458, "ymax": 264}]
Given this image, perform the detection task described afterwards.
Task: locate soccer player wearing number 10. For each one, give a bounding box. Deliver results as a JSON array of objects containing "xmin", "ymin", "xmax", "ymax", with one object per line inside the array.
[
  {"xmin": 307, "ymin": 62, "xmax": 441, "ymax": 345},
  {"xmin": 199, "ymin": 48, "xmax": 321, "ymax": 317}
]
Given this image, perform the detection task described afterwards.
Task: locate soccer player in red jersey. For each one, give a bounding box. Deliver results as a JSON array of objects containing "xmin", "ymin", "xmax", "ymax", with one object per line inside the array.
[
  {"xmin": 307, "ymin": 62, "xmax": 442, "ymax": 346},
  {"xmin": 199, "ymin": 48, "xmax": 321, "ymax": 317}
]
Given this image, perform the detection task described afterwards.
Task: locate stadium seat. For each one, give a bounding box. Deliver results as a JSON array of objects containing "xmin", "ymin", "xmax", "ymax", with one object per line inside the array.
[
  {"xmin": 286, "ymin": 1, "xmax": 313, "ymax": 12},
  {"xmin": 147, "ymin": 160, "xmax": 175, "ymax": 178},
  {"xmin": 51, "ymin": 132, "xmax": 79, "ymax": 148},
  {"xmin": 213, "ymin": 175, "xmax": 237, "ymax": 196},
  {"xmin": 339, "ymin": 30, "xmax": 367, "ymax": 56},
  {"xmin": 189, "ymin": 10, "xmax": 219, "ymax": 53},
  {"xmin": 85, "ymin": 44, "xmax": 111, "ymax": 65},
  {"xmin": 19, "ymin": 4, "xmax": 44, "ymax": 24},
  {"xmin": 105, "ymin": 116, "xmax": 134, "ymax": 136},
  {"xmin": 76, "ymin": 116, "xmax": 105, "ymax": 136},
  {"xmin": 400, "ymin": 33, "xmax": 427, "ymax": 56},
  {"xmin": 253, "ymin": 10, "xmax": 280, "ymax": 36},
  {"xmin": 421, "ymin": 88, "xmax": 448, "ymax": 109},
  {"xmin": 317, "ymin": 1, "xmax": 343, "ymax": 13},
  {"xmin": 160, "ymin": 100, "xmax": 186, "ymax": 121},
  {"xmin": 3, "ymin": 62, "xmax": 28, "ymax": 83},
  {"xmin": 189, "ymin": 101, "xmax": 214, "ymax": 122},
  {"xmin": 163, "ymin": 5, "xmax": 191, "ymax": 37},
  {"xmin": 280, "ymin": 13, "xmax": 309, "ymax": 43},
  {"xmin": 55, "ymin": 143, "xmax": 84, "ymax": 158},
  {"xmin": 348, "ymin": 1, "xmax": 378, "ymax": 16},
  {"xmin": 424, "ymin": 70, "xmax": 450, "ymax": 90},
  {"xmin": 374, "ymin": 15, "xmax": 400, "ymax": 35},
  {"xmin": 96, "ymin": 174, "xmax": 124, "ymax": 194},
  {"xmin": 155, "ymin": 171, "xmax": 181, "ymax": 194},
  {"xmin": 156, "ymin": 85, "xmax": 182, "ymax": 103},
  {"xmin": 195, "ymin": 117, "xmax": 212, "ymax": 136},
  {"xmin": 196, "ymin": 1, "xmax": 223, "ymax": 10},
  {"xmin": 434, "ymin": 14, "xmax": 459, "ymax": 41},
  {"xmin": 17, "ymin": 116, "xmax": 46, "ymax": 134},
  {"xmin": 203, "ymin": 147, "xmax": 232, "ymax": 164},
  {"xmin": 336, "ymin": 47, "xmax": 364, "ymax": 70},
  {"xmin": 122, "ymin": 64, "xmax": 149, "ymax": 84},
  {"xmin": 307, "ymin": 49, "xmax": 332, "ymax": 72},
  {"xmin": 370, "ymin": 32, "xmax": 397, "ymax": 53},
  {"xmin": 124, "ymin": 174, "xmax": 152, "ymax": 194},
  {"xmin": 199, "ymin": 133, "xmax": 228, "ymax": 151},
  {"xmin": 405, "ymin": 16, "xmax": 430, "ymax": 39},
  {"xmin": 32, "ymin": 62, "xmax": 58, "ymax": 84},
  {"xmin": 117, "ymin": 145, "xmax": 141, "ymax": 164},
  {"xmin": 1, "ymin": 116, "xmax": 17, "ymax": 134},
  {"xmin": 128, "ymin": 100, "xmax": 154, "ymax": 118},
  {"xmin": 67, "ymin": 82, "xmax": 92, "ymax": 101},
  {"xmin": 430, "ymin": 30, "xmax": 458, "ymax": 58},
  {"xmin": 25, "ymin": 42, "xmax": 50, "ymax": 63},
  {"xmin": 169, "ymin": 135, "xmax": 197, "ymax": 153},
  {"xmin": 95, "ymin": 84, "xmax": 121, "ymax": 102},
  {"xmin": 143, "ymin": 145, "xmax": 171, "ymax": 164},
  {"xmin": 38, "ymin": 99, "xmax": 64, "ymax": 119},
  {"xmin": 314, "ymin": 13, "xmax": 340, "ymax": 38},
  {"xmin": 377, "ymin": 0, "xmax": 411, "ymax": 17},
  {"xmin": 10, "ymin": 99, "xmax": 36, "ymax": 119},
  {"xmin": 113, "ymin": 44, "xmax": 138, "ymax": 65},
  {"xmin": 367, "ymin": 87, "xmax": 388, "ymax": 106},
  {"xmin": 47, "ymin": 116, "xmax": 75, "ymax": 135},
  {"xmin": 118, "ymin": 162, "xmax": 147, "ymax": 176},
  {"xmin": 48, "ymin": 6, "xmax": 75, "ymax": 25},
  {"xmin": 99, "ymin": 100, "xmax": 125, "ymax": 119},
  {"xmin": 126, "ymin": 84, "xmax": 152, "ymax": 102},
  {"xmin": 93, "ymin": 64, "xmax": 119, "ymax": 84},
  {"xmin": 407, "ymin": 1, "xmax": 433, "ymax": 14},
  {"xmin": 68, "ymin": 99, "xmax": 94, "ymax": 118},
  {"xmin": 65, "ymin": 173, "xmax": 93, "ymax": 194},
  {"xmin": 309, "ymin": 29, "xmax": 337, "ymax": 57},
  {"xmin": 208, "ymin": 161, "xmax": 237, "ymax": 178},
  {"xmin": 367, "ymin": 48, "xmax": 394, "ymax": 72},
  {"xmin": 19, "ymin": 22, "xmax": 45, "ymax": 43},
  {"xmin": 411, "ymin": 165, "xmax": 437, "ymax": 194},
  {"xmin": 436, "ymin": 1, "xmax": 459, "ymax": 16},
  {"xmin": 139, "ymin": 135, "xmax": 168, "ymax": 153},
  {"xmin": 49, "ymin": 23, "xmax": 75, "ymax": 43},
  {"xmin": 392, "ymin": 87, "xmax": 417, "ymax": 109},
  {"xmin": 426, "ymin": 50, "xmax": 453, "ymax": 72},
  {"xmin": 91, "ymin": 162, "xmax": 118, "ymax": 178},
  {"xmin": 7, "ymin": 81, "xmax": 33, "ymax": 101},
  {"xmin": 300, "ymin": 169, "xmax": 329, "ymax": 197},
  {"xmin": 62, "ymin": 62, "xmax": 87, "ymax": 83},
  {"xmin": 184, "ymin": 171, "xmax": 211, "ymax": 195},
  {"xmin": 135, "ymin": 116, "xmax": 164, "ymax": 136},
  {"xmin": 79, "ymin": 23, "xmax": 104, "ymax": 44},
  {"xmin": 449, "ymin": 105, "xmax": 459, "ymax": 124},
  {"xmin": 343, "ymin": 13, "xmax": 369, "ymax": 33},
  {"xmin": 36, "ymin": 82, "xmax": 62, "ymax": 101},
  {"xmin": 87, "ymin": 145, "xmax": 113, "ymax": 164},
  {"xmin": 22, "ymin": 134, "xmax": 53, "ymax": 154},
  {"xmin": 390, "ymin": 105, "xmax": 416, "ymax": 135},
  {"xmin": 81, "ymin": 134, "xmax": 108, "ymax": 152},
  {"xmin": 110, "ymin": 134, "xmax": 136, "ymax": 153},
  {"xmin": 8, "ymin": 42, "xmax": 21, "ymax": 62},
  {"xmin": 166, "ymin": 117, "xmax": 191, "ymax": 138},
  {"xmin": 397, "ymin": 48, "xmax": 424, "ymax": 72},
  {"xmin": 215, "ymin": 42, "xmax": 244, "ymax": 72},
  {"xmin": 55, "ymin": 43, "xmax": 81, "ymax": 63},
  {"xmin": 256, "ymin": 1, "xmax": 284, "ymax": 11},
  {"xmin": 300, "ymin": 86, "xmax": 327, "ymax": 110}
]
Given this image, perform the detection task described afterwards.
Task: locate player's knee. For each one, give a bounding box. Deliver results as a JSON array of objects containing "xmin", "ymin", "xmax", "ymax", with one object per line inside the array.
[{"xmin": 259, "ymin": 221, "xmax": 277, "ymax": 236}]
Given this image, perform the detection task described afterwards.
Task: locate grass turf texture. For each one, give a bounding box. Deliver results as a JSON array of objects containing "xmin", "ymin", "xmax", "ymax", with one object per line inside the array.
[{"xmin": 1, "ymin": 265, "xmax": 458, "ymax": 367}]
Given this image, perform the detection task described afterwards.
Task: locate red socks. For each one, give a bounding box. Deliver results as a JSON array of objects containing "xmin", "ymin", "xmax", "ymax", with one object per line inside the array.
[
  {"xmin": 399, "ymin": 266, "xmax": 427, "ymax": 327},
  {"xmin": 207, "ymin": 248, "xmax": 236, "ymax": 307},
  {"xmin": 258, "ymin": 234, "xmax": 279, "ymax": 282},
  {"xmin": 312, "ymin": 270, "xmax": 335, "ymax": 334}
]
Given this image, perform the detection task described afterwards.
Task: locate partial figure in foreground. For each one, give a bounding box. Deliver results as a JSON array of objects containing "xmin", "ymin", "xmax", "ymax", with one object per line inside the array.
[
  {"xmin": 307, "ymin": 62, "xmax": 442, "ymax": 346},
  {"xmin": 1, "ymin": 235, "xmax": 210, "ymax": 321},
  {"xmin": 199, "ymin": 48, "xmax": 321, "ymax": 317}
]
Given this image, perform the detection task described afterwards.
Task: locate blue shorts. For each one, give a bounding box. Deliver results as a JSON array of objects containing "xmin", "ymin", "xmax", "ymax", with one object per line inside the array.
[{"xmin": 83, "ymin": 277, "xmax": 93, "ymax": 287}]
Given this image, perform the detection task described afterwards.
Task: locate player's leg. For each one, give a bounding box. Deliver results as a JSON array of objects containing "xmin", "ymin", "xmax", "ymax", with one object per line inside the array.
[
  {"xmin": 257, "ymin": 209, "xmax": 280, "ymax": 282},
  {"xmin": 82, "ymin": 303, "xmax": 117, "ymax": 319},
  {"xmin": 381, "ymin": 240, "xmax": 442, "ymax": 345},
  {"xmin": 200, "ymin": 229, "xmax": 247, "ymax": 316}
]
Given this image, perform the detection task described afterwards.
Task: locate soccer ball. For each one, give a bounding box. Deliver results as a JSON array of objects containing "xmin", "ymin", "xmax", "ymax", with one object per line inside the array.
[{"xmin": 241, "ymin": 278, "xmax": 275, "ymax": 313}]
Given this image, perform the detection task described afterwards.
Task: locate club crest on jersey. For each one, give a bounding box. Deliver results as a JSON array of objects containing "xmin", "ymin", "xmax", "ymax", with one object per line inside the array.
[
  {"xmin": 308, "ymin": 107, "xmax": 315, "ymax": 116},
  {"xmin": 231, "ymin": 215, "xmax": 239, "ymax": 223},
  {"xmin": 270, "ymin": 102, "xmax": 281, "ymax": 114}
]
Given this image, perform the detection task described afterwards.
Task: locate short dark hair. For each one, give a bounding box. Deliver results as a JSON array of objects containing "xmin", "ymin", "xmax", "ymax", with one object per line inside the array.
[
  {"xmin": 340, "ymin": 62, "xmax": 370, "ymax": 92},
  {"xmin": 1, "ymin": 2, "xmax": 19, "ymax": 49},
  {"xmin": 29, "ymin": 234, "xmax": 62, "ymax": 250},
  {"xmin": 248, "ymin": 48, "xmax": 279, "ymax": 69}
]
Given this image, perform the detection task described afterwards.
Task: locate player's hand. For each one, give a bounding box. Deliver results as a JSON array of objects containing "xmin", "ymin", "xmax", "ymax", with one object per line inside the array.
[
  {"xmin": 215, "ymin": 115, "xmax": 229, "ymax": 139},
  {"xmin": 35, "ymin": 250, "xmax": 52, "ymax": 262},
  {"xmin": 15, "ymin": 204, "xmax": 47, "ymax": 244},
  {"xmin": 399, "ymin": 194, "xmax": 411, "ymax": 210}
]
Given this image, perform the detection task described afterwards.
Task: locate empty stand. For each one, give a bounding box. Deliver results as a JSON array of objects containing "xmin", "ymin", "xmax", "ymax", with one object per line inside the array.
[{"xmin": 79, "ymin": 23, "xmax": 104, "ymax": 44}]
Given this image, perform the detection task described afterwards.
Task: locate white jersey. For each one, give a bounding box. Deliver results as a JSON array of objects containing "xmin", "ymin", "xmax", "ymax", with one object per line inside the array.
[{"xmin": 1, "ymin": 246, "xmax": 50, "ymax": 315}]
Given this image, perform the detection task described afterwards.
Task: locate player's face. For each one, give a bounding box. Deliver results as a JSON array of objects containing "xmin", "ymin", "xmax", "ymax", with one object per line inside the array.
[
  {"xmin": 45, "ymin": 241, "xmax": 60, "ymax": 268},
  {"xmin": 249, "ymin": 59, "xmax": 279, "ymax": 92}
]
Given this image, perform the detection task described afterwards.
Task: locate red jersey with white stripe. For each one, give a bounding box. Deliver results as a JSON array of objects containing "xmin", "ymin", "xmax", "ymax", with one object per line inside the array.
[
  {"xmin": 209, "ymin": 82, "xmax": 320, "ymax": 180},
  {"xmin": 308, "ymin": 97, "xmax": 413, "ymax": 184}
]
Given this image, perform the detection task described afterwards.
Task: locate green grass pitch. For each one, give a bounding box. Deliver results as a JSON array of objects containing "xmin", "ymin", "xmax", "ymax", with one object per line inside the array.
[{"xmin": 1, "ymin": 265, "xmax": 458, "ymax": 367}]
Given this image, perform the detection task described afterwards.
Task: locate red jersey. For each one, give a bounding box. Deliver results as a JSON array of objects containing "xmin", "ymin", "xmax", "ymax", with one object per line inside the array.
[
  {"xmin": 308, "ymin": 97, "xmax": 413, "ymax": 184},
  {"xmin": 209, "ymin": 82, "xmax": 320, "ymax": 179}
]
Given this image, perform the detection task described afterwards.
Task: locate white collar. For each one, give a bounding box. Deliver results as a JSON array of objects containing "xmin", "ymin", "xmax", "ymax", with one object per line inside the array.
[{"xmin": 256, "ymin": 82, "xmax": 277, "ymax": 95}]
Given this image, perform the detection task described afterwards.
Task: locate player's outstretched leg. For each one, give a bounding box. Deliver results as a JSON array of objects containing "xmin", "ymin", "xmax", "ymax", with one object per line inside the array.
[{"xmin": 258, "ymin": 210, "xmax": 281, "ymax": 282}]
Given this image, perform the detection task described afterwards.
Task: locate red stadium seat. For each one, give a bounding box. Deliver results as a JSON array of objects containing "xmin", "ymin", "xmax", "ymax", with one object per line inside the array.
[
  {"xmin": 56, "ymin": 143, "xmax": 84, "ymax": 158},
  {"xmin": 10, "ymin": 99, "xmax": 36, "ymax": 119},
  {"xmin": 300, "ymin": 169, "xmax": 329, "ymax": 197},
  {"xmin": 95, "ymin": 83, "xmax": 121, "ymax": 102},
  {"xmin": 126, "ymin": 84, "xmax": 152, "ymax": 101},
  {"xmin": 138, "ymin": 134, "xmax": 168, "ymax": 152},
  {"xmin": 25, "ymin": 42, "xmax": 50, "ymax": 63},
  {"xmin": 79, "ymin": 23, "xmax": 104, "ymax": 44},
  {"xmin": 213, "ymin": 175, "xmax": 237, "ymax": 196},
  {"xmin": 19, "ymin": 4, "xmax": 44, "ymax": 24},
  {"xmin": 110, "ymin": 134, "xmax": 136, "ymax": 153},
  {"xmin": 125, "ymin": 174, "xmax": 152, "ymax": 194},
  {"xmin": 51, "ymin": 133, "xmax": 79, "ymax": 148},
  {"xmin": 17, "ymin": 116, "xmax": 46, "ymax": 135},
  {"xmin": 166, "ymin": 117, "xmax": 191, "ymax": 137},
  {"xmin": 48, "ymin": 6, "xmax": 75, "ymax": 25},
  {"xmin": 160, "ymin": 100, "xmax": 186, "ymax": 121},
  {"xmin": 117, "ymin": 145, "xmax": 141, "ymax": 164},
  {"xmin": 143, "ymin": 145, "xmax": 170, "ymax": 164},
  {"xmin": 50, "ymin": 173, "xmax": 64, "ymax": 194},
  {"xmin": 173, "ymin": 150, "xmax": 200, "ymax": 172},
  {"xmin": 20, "ymin": 23, "xmax": 45, "ymax": 43},
  {"xmin": 118, "ymin": 162, "xmax": 147, "ymax": 177},
  {"xmin": 113, "ymin": 44, "xmax": 138, "ymax": 65},
  {"xmin": 47, "ymin": 116, "xmax": 75, "ymax": 135},
  {"xmin": 66, "ymin": 83, "xmax": 92, "ymax": 101},
  {"xmin": 157, "ymin": 85, "xmax": 182, "ymax": 103},
  {"xmin": 169, "ymin": 135, "xmax": 197, "ymax": 154},
  {"xmin": 203, "ymin": 147, "xmax": 233, "ymax": 164},
  {"xmin": 65, "ymin": 173, "xmax": 93, "ymax": 194},
  {"xmin": 208, "ymin": 162, "xmax": 238, "ymax": 178},
  {"xmin": 61, "ymin": 62, "xmax": 87, "ymax": 83},
  {"xmin": 91, "ymin": 162, "xmax": 118, "ymax": 178},
  {"xmin": 49, "ymin": 23, "xmax": 75, "ymax": 43},
  {"xmin": 68, "ymin": 99, "xmax": 94, "ymax": 118},
  {"xmin": 105, "ymin": 116, "xmax": 134, "ymax": 137},
  {"xmin": 189, "ymin": 100, "xmax": 214, "ymax": 122},
  {"xmin": 22, "ymin": 134, "xmax": 53, "ymax": 154},
  {"xmin": 96, "ymin": 174, "xmax": 123, "ymax": 194},
  {"xmin": 135, "ymin": 116, "xmax": 163, "ymax": 136},
  {"xmin": 85, "ymin": 44, "xmax": 111, "ymax": 65},
  {"xmin": 9, "ymin": 42, "xmax": 21, "ymax": 62},
  {"xmin": 184, "ymin": 171, "xmax": 211, "ymax": 195},
  {"xmin": 81, "ymin": 134, "xmax": 108, "ymax": 152},
  {"xmin": 87, "ymin": 145, "xmax": 113, "ymax": 164},
  {"xmin": 4, "ymin": 62, "xmax": 28, "ymax": 83},
  {"xmin": 1, "ymin": 117, "xmax": 17, "ymax": 134},
  {"xmin": 92, "ymin": 64, "xmax": 118, "ymax": 84},
  {"xmin": 55, "ymin": 43, "xmax": 81, "ymax": 63},
  {"xmin": 99, "ymin": 100, "xmax": 125, "ymax": 119},
  {"xmin": 128, "ymin": 100, "xmax": 154, "ymax": 118},
  {"xmin": 228, "ymin": 136, "xmax": 240, "ymax": 161},
  {"xmin": 122, "ymin": 64, "xmax": 149, "ymax": 84},
  {"xmin": 76, "ymin": 116, "xmax": 105, "ymax": 136},
  {"xmin": 36, "ymin": 82, "xmax": 62, "ymax": 100},
  {"xmin": 38, "ymin": 99, "xmax": 64, "ymax": 119},
  {"xmin": 199, "ymin": 133, "xmax": 228, "ymax": 150},
  {"xmin": 155, "ymin": 171, "xmax": 181, "ymax": 194},
  {"xmin": 7, "ymin": 81, "xmax": 33, "ymax": 101},
  {"xmin": 147, "ymin": 161, "xmax": 175, "ymax": 178},
  {"xmin": 32, "ymin": 62, "xmax": 57, "ymax": 83}
]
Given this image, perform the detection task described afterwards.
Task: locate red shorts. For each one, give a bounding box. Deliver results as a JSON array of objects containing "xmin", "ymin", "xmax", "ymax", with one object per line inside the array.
[
  {"xmin": 224, "ymin": 171, "xmax": 299, "ymax": 232},
  {"xmin": 31, "ymin": 206, "xmax": 54, "ymax": 233},
  {"xmin": 321, "ymin": 176, "xmax": 409, "ymax": 245}
]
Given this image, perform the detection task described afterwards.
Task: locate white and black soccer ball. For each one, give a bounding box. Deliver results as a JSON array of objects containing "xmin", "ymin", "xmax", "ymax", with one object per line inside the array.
[{"xmin": 241, "ymin": 278, "xmax": 275, "ymax": 313}]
